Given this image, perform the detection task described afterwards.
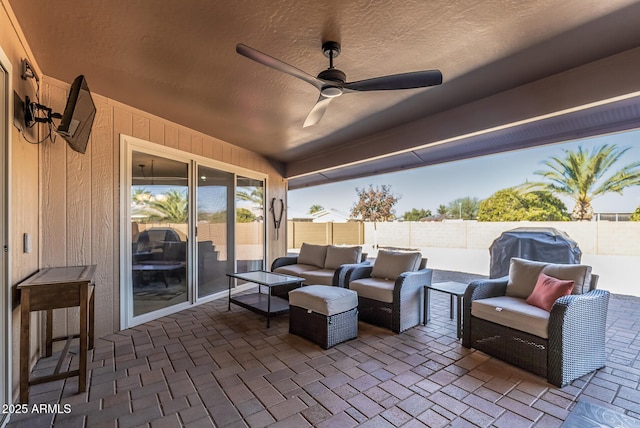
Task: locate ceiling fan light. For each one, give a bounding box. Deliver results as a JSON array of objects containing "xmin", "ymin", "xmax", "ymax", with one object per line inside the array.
[{"xmin": 321, "ymin": 86, "xmax": 343, "ymax": 98}]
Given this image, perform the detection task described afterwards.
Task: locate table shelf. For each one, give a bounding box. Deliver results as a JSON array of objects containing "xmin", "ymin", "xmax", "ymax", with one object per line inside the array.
[{"xmin": 230, "ymin": 293, "xmax": 290, "ymax": 317}]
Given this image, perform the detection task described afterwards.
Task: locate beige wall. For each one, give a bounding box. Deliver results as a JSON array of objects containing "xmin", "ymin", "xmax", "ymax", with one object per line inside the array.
[
  {"xmin": 2, "ymin": 0, "xmax": 287, "ymax": 402},
  {"xmin": 39, "ymin": 76, "xmax": 287, "ymax": 340},
  {"xmin": 2, "ymin": 0, "xmax": 42, "ymax": 404},
  {"xmin": 288, "ymin": 221, "xmax": 364, "ymax": 248},
  {"xmin": 287, "ymin": 220, "xmax": 640, "ymax": 256},
  {"xmin": 363, "ymin": 221, "xmax": 640, "ymax": 256}
]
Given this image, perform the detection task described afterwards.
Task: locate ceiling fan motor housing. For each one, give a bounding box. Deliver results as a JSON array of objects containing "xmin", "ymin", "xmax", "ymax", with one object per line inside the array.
[{"xmin": 318, "ymin": 68, "xmax": 346, "ymax": 83}]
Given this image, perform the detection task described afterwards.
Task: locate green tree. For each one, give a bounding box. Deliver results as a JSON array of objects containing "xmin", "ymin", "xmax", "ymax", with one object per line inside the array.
[
  {"xmin": 132, "ymin": 188, "xmax": 151, "ymax": 203},
  {"xmin": 309, "ymin": 204, "xmax": 324, "ymax": 214},
  {"xmin": 402, "ymin": 208, "xmax": 433, "ymax": 221},
  {"xmin": 148, "ymin": 190, "xmax": 188, "ymax": 223},
  {"xmin": 477, "ymin": 188, "xmax": 570, "ymax": 221},
  {"xmin": 237, "ymin": 185, "xmax": 264, "ymax": 221},
  {"xmin": 524, "ymin": 144, "xmax": 640, "ymax": 221},
  {"xmin": 203, "ymin": 210, "xmax": 227, "ymax": 223},
  {"xmin": 630, "ymin": 206, "xmax": 640, "ymax": 221},
  {"xmin": 236, "ymin": 186, "xmax": 264, "ymax": 205},
  {"xmin": 236, "ymin": 207, "xmax": 257, "ymax": 223},
  {"xmin": 446, "ymin": 197, "xmax": 480, "ymax": 220},
  {"xmin": 437, "ymin": 204, "xmax": 448, "ymax": 219}
]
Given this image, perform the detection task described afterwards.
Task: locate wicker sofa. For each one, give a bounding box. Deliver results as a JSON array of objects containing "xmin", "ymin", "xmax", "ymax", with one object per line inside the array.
[
  {"xmin": 462, "ymin": 257, "xmax": 609, "ymax": 387},
  {"xmin": 347, "ymin": 250, "xmax": 432, "ymax": 333},
  {"xmin": 271, "ymin": 243, "xmax": 366, "ymax": 297}
]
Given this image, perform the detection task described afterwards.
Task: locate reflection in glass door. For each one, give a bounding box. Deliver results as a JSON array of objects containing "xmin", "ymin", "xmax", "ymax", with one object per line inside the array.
[
  {"xmin": 236, "ymin": 177, "xmax": 265, "ymax": 272},
  {"xmin": 197, "ymin": 166, "xmax": 233, "ymax": 298},
  {"xmin": 124, "ymin": 137, "xmax": 268, "ymax": 326},
  {"xmin": 130, "ymin": 152, "xmax": 189, "ymax": 317}
]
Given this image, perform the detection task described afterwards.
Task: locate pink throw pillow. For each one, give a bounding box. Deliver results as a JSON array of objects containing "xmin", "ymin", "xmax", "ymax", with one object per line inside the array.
[{"xmin": 525, "ymin": 272, "xmax": 574, "ymax": 312}]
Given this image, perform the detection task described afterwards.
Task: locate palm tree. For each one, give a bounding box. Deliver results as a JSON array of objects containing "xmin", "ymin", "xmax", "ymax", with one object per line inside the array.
[
  {"xmin": 525, "ymin": 144, "xmax": 640, "ymax": 221},
  {"xmin": 132, "ymin": 188, "xmax": 151, "ymax": 203},
  {"xmin": 309, "ymin": 204, "xmax": 324, "ymax": 215},
  {"xmin": 237, "ymin": 186, "xmax": 264, "ymax": 217},
  {"xmin": 149, "ymin": 190, "xmax": 188, "ymax": 223},
  {"xmin": 236, "ymin": 186, "xmax": 263, "ymax": 205}
]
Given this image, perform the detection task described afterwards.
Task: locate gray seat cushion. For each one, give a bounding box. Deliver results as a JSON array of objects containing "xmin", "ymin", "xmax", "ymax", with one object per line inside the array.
[
  {"xmin": 349, "ymin": 277, "xmax": 394, "ymax": 303},
  {"xmin": 289, "ymin": 285, "xmax": 358, "ymax": 316},
  {"xmin": 274, "ymin": 264, "xmax": 319, "ymax": 277},
  {"xmin": 471, "ymin": 296, "xmax": 550, "ymax": 338},
  {"xmin": 300, "ymin": 269, "xmax": 335, "ymax": 286}
]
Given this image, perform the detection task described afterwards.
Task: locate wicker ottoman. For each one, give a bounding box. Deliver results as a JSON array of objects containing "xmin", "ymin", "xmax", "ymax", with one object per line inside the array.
[{"xmin": 289, "ymin": 285, "xmax": 358, "ymax": 349}]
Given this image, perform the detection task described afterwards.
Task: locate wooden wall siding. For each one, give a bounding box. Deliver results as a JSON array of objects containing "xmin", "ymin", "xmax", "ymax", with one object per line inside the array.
[
  {"xmin": 41, "ymin": 76, "xmax": 287, "ymax": 338},
  {"xmin": 3, "ymin": 0, "xmax": 44, "ymax": 399}
]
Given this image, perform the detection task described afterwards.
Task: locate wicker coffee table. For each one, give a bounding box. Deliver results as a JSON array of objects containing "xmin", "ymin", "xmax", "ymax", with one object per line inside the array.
[
  {"xmin": 227, "ymin": 271, "xmax": 304, "ymax": 328},
  {"xmin": 424, "ymin": 281, "xmax": 468, "ymax": 338}
]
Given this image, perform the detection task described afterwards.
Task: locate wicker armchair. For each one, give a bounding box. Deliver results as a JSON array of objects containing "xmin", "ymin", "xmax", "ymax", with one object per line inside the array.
[
  {"xmin": 347, "ymin": 250, "xmax": 432, "ymax": 333},
  {"xmin": 462, "ymin": 258, "xmax": 609, "ymax": 387}
]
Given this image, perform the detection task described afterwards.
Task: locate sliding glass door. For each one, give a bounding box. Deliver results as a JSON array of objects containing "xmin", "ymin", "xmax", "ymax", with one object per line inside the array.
[
  {"xmin": 130, "ymin": 152, "xmax": 189, "ymax": 317},
  {"xmin": 236, "ymin": 176, "xmax": 265, "ymax": 272},
  {"xmin": 197, "ymin": 166, "xmax": 233, "ymax": 297},
  {"xmin": 122, "ymin": 136, "xmax": 266, "ymax": 326}
]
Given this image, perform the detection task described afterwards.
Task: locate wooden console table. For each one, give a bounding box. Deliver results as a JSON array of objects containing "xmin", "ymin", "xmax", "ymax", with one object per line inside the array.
[{"xmin": 17, "ymin": 265, "xmax": 96, "ymax": 403}]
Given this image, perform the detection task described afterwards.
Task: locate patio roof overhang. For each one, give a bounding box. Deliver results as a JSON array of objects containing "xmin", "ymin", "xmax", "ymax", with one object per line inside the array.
[
  {"xmin": 8, "ymin": 1, "xmax": 640, "ymax": 189},
  {"xmin": 288, "ymin": 47, "xmax": 640, "ymax": 189}
]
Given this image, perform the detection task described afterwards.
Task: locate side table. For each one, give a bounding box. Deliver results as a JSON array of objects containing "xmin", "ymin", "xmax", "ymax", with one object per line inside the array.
[
  {"xmin": 423, "ymin": 281, "xmax": 468, "ymax": 338},
  {"xmin": 17, "ymin": 265, "xmax": 96, "ymax": 403},
  {"xmin": 227, "ymin": 270, "xmax": 304, "ymax": 328}
]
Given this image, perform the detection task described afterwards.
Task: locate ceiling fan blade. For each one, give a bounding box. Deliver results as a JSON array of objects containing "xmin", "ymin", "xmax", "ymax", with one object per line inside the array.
[
  {"xmin": 343, "ymin": 70, "xmax": 443, "ymax": 91},
  {"xmin": 236, "ymin": 43, "xmax": 323, "ymax": 90},
  {"xmin": 303, "ymin": 95, "xmax": 334, "ymax": 128}
]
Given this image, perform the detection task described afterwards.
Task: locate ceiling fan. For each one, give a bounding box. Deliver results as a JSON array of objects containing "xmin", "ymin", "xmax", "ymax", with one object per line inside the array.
[{"xmin": 236, "ymin": 41, "xmax": 443, "ymax": 127}]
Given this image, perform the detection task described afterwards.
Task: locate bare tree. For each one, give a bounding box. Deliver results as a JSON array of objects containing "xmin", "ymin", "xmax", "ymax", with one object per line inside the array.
[{"xmin": 350, "ymin": 185, "xmax": 399, "ymax": 247}]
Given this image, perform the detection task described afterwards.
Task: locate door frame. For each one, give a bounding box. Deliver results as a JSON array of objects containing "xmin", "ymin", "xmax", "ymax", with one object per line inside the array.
[
  {"xmin": 1, "ymin": 46, "xmax": 13, "ymax": 425},
  {"xmin": 119, "ymin": 135, "xmax": 267, "ymax": 329}
]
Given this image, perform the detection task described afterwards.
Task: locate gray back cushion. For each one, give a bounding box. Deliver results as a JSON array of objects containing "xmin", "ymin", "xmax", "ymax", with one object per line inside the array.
[
  {"xmin": 324, "ymin": 245, "xmax": 362, "ymax": 270},
  {"xmin": 297, "ymin": 243, "xmax": 327, "ymax": 268},
  {"xmin": 371, "ymin": 250, "xmax": 422, "ymax": 280},
  {"xmin": 506, "ymin": 257, "xmax": 593, "ymax": 298}
]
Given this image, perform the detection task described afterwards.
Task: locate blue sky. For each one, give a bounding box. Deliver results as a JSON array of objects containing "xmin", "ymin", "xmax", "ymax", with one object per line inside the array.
[{"xmin": 288, "ymin": 129, "xmax": 640, "ymax": 218}]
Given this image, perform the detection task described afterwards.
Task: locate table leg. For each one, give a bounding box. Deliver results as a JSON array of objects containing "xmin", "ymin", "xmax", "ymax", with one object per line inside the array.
[
  {"xmin": 456, "ymin": 295, "xmax": 463, "ymax": 339},
  {"xmin": 89, "ymin": 286, "xmax": 95, "ymax": 350},
  {"xmin": 79, "ymin": 284, "xmax": 88, "ymax": 393},
  {"xmin": 46, "ymin": 309, "xmax": 53, "ymax": 357},
  {"xmin": 423, "ymin": 286, "xmax": 431, "ymax": 325},
  {"xmin": 228, "ymin": 277, "xmax": 232, "ymax": 310},
  {"xmin": 162, "ymin": 271, "xmax": 170, "ymax": 288},
  {"xmin": 449, "ymin": 294, "xmax": 454, "ymax": 320},
  {"xmin": 267, "ymin": 289, "xmax": 271, "ymax": 328},
  {"xmin": 20, "ymin": 289, "xmax": 30, "ymax": 404}
]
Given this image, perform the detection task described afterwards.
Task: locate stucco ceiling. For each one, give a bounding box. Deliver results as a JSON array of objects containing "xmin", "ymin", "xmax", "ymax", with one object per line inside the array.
[{"xmin": 8, "ymin": 0, "xmax": 640, "ymax": 187}]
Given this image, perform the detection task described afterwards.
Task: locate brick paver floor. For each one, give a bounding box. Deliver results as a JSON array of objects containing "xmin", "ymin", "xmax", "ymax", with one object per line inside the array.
[{"xmin": 7, "ymin": 270, "xmax": 640, "ymax": 427}]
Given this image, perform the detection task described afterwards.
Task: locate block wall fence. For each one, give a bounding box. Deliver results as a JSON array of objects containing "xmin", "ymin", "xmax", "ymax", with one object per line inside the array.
[{"xmin": 287, "ymin": 220, "xmax": 640, "ymax": 256}]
